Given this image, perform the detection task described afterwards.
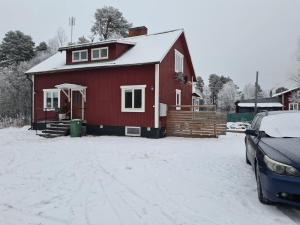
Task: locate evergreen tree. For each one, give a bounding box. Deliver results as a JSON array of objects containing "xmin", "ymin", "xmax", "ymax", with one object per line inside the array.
[
  {"xmin": 195, "ymin": 76, "xmax": 204, "ymax": 93},
  {"xmin": 0, "ymin": 31, "xmax": 35, "ymax": 66},
  {"xmin": 91, "ymin": 6, "xmax": 132, "ymax": 40},
  {"xmin": 36, "ymin": 42, "xmax": 48, "ymax": 52}
]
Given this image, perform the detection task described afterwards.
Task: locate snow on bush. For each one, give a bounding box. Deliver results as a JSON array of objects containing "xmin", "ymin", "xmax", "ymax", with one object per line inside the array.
[{"xmin": 0, "ymin": 115, "xmax": 28, "ymax": 128}]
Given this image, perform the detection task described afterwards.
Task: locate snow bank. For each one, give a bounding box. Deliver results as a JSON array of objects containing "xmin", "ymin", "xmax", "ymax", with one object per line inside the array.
[{"xmin": 260, "ymin": 112, "xmax": 300, "ymax": 137}]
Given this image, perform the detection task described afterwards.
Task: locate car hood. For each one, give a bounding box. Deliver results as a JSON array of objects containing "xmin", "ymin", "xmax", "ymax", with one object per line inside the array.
[{"xmin": 259, "ymin": 138, "xmax": 300, "ymax": 168}]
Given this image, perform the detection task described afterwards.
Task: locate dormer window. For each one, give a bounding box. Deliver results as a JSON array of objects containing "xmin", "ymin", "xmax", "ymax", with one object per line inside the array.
[
  {"xmin": 175, "ymin": 49, "xmax": 184, "ymax": 73},
  {"xmin": 92, "ymin": 47, "xmax": 109, "ymax": 60},
  {"xmin": 72, "ymin": 50, "xmax": 88, "ymax": 62}
]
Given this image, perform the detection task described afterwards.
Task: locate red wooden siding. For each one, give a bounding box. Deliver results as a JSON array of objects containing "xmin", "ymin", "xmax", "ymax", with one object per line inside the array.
[
  {"xmin": 66, "ymin": 43, "xmax": 133, "ymax": 65},
  {"xmin": 34, "ymin": 64, "xmax": 155, "ymax": 127},
  {"xmin": 159, "ymin": 33, "xmax": 196, "ymax": 127}
]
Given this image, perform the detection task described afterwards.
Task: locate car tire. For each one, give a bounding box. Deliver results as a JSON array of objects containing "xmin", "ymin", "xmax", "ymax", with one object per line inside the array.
[
  {"xmin": 245, "ymin": 139, "xmax": 251, "ymax": 165},
  {"xmin": 256, "ymin": 162, "xmax": 271, "ymax": 204}
]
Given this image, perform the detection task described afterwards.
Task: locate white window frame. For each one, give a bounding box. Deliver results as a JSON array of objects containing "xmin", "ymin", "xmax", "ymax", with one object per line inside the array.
[
  {"xmin": 176, "ymin": 89, "xmax": 182, "ymax": 110},
  {"xmin": 175, "ymin": 49, "xmax": 184, "ymax": 73},
  {"xmin": 91, "ymin": 47, "xmax": 109, "ymax": 60},
  {"xmin": 297, "ymin": 90, "xmax": 300, "ymax": 98},
  {"xmin": 120, "ymin": 85, "xmax": 146, "ymax": 112},
  {"xmin": 72, "ymin": 49, "xmax": 88, "ymax": 62},
  {"xmin": 43, "ymin": 89, "xmax": 61, "ymax": 111},
  {"xmin": 289, "ymin": 102, "xmax": 299, "ymax": 111}
]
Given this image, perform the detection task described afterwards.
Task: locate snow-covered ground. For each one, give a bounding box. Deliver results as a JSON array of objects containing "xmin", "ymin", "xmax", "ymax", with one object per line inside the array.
[{"xmin": 0, "ymin": 127, "xmax": 300, "ymax": 225}]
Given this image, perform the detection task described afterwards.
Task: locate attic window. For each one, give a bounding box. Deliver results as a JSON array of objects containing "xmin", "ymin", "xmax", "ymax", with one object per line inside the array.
[
  {"xmin": 92, "ymin": 47, "xmax": 109, "ymax": 60},
  {"xmin": 72, "ymin": 50, "xmax": 88, "ymax": 62},
  {"xmin": 175, "ymin": 49, "xmax": 184, "ymax": 73}
]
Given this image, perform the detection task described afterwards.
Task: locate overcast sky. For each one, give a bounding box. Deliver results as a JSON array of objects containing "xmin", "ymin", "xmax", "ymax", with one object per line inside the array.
[{"xmin": 1, "ymin": 0, "xmax": 300, "ymax": 90}]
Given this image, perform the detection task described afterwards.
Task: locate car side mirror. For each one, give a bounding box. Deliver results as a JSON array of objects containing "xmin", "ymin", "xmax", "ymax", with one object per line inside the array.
[{"xmin": 245, "ymin": 129, "xmax": 258, "ymax": 136}]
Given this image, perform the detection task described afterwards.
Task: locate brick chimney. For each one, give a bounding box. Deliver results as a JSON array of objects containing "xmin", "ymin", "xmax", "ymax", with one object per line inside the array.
[{"xmin": 128, "ymin": 26, "xmax": 148, "ymax": 37}]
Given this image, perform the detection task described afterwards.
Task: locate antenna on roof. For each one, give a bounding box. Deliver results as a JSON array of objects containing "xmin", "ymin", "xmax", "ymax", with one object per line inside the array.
[{"xmin": 69, "ymin": 17, "xmax": 76, "ymax": 44}]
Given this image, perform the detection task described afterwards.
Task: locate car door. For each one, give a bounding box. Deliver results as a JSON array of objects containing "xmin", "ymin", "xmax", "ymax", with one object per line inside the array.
[{"xmin": 246, "ymin": 115, "xmax": 263, "ymax": 166}]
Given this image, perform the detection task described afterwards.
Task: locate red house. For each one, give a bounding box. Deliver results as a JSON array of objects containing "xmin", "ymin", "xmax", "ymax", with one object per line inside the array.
[
  {"xmin": 273, "ymin": 86, "xmax": 300, "ymax": 111},
  {"xmin": 26, "ymin": 27, "xmax": 196, "ymax": 138}
]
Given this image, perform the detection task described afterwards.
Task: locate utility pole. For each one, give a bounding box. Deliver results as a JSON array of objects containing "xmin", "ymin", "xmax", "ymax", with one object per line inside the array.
[{"xmin": 254, "ymin": 71, "xmax": 259, "ymax": 114}]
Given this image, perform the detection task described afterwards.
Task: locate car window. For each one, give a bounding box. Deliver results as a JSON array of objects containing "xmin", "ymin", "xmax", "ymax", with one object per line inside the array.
[
  {"xmin": 255, "ymin": 116, "xmax": 263, "ymax": 130},
  {"xmin": 251, "ymin": 115, "xmax": 263, "ymax": 130},
  {"xmin": 251, "ymin": 116, "xmax": 258, "ymax": 129}
]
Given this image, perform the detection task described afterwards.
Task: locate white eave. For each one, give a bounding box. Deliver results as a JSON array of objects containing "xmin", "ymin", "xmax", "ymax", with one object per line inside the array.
[
  {"xmin": 26, "ymin": 29, "xmax": 184, "ymax": 75},
  {"xmin": 272, "ymin": 87, "xmax": 300, "ymax": 97}
]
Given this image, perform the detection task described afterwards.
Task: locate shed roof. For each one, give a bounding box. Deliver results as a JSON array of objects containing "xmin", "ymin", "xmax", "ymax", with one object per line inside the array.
[{"xmin": 26, "ymin": 29, "xmax": 184, "ymax": 75}]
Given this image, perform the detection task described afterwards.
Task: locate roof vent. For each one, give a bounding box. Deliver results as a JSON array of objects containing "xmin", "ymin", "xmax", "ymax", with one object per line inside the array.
[{"xmin": 128, "ymin": 26, "xmax": 148, "ymax": 37}]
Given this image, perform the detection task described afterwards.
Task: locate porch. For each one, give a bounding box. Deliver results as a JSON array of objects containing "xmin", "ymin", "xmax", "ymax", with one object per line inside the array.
[{"xmin": 34, "ymin": 83, "xmax": 87, "ymax": 138}]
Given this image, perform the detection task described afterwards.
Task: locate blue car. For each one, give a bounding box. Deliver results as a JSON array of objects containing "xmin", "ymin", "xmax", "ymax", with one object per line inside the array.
[{"xmin": 245, "ymin": 111, "xmax": 300, "ymax": 206}]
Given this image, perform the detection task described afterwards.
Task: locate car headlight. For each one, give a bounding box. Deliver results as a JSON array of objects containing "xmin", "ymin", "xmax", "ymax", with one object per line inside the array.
[{"xmin": 264, "ymin": 155, "xmax": 300, "ymax": 176}]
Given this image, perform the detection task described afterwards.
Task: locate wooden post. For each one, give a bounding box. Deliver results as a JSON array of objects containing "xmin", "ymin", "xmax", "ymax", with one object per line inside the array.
[{"xmin": 254, "ymin": 71, "xmax": 259, "ymax": 114}]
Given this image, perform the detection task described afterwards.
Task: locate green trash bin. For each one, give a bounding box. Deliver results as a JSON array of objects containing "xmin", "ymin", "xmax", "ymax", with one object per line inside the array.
[{"xmin": 70, "ymin": 119, "xmax": 82, "ymax": 137}]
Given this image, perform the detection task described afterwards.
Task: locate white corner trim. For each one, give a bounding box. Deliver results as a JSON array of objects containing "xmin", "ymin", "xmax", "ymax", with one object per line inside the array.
[
  {"xmin": 32, "ymin": 75, "xmax": 35, "ymax": 122},
  {"xmin": 154, "ymin": 64, "xmax": 160, "ymax": 128}
]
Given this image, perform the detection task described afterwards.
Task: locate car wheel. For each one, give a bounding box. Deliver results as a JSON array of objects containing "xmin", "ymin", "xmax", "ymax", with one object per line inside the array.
[
  {"xmin": 256, "ymin": 162, "xmax": 271, "ymax": 204},
  {"xmin": 245, "ymin": 139, "xmax": 251, "ymax": 165}
]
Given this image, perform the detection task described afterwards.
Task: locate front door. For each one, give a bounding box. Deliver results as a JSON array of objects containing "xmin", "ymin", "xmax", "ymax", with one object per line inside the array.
[{"xmin": 72, "ymin": 91, "xmax": 82, "ymax": 119}]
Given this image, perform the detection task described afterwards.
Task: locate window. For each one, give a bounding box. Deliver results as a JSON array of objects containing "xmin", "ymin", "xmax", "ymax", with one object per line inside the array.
[
  {"xmin": 125, "ymin": 126, "xmax": 141, "ymax": 136},
  {"xmin": 43, "ymin": 89, "xmax": 60, "ymax": 111},
  {"xmin": 72, "ymin": 50, "xmax": 88, "ymax": 62},
  {"xmin": 289, "ymin": 103, "xmax": 299, "ymax": 111},
  {"xmin": 121, "ymin": 85, "xmax": 146, "ymax": 112},
  {"xmin": 176, "ymin": 89, "xmax": 181, "ymax": 110},
  {"xmin": 175, "ymin": 49, "xmax": 184, "ymax": 73},
  {"xmin": 297, "ymin": 90, "xmax": 300, "ymax": 98},
  {"xmin": 91, "ymin": 47, "xmax": 109, "ymax": 60}
]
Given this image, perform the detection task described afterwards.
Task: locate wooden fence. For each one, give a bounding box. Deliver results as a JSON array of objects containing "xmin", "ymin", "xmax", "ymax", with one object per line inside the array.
[{"xmin": 166, "ymin": 105, "xmax": 227, "ymax": 138}]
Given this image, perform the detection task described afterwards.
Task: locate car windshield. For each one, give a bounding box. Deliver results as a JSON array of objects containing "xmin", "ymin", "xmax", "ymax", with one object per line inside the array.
[{"xmin": 259, "ymin": 112, "xmax": 300, "ymax": 138}]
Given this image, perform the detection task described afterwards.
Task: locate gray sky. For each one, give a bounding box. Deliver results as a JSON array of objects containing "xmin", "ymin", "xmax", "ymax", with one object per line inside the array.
[{"xmin": 1, "ymin": 0, "xmax": 300, "ymax": 90}]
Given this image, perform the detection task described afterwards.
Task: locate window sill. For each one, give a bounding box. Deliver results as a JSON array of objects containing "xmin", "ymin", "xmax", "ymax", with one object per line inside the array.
[
  {"xmin": 43, "ymin": 108, "xmax": 57, "ymax": 112},
  {"xmin": 122, "ymin": 109, "xmax": 145, "ymax": 113}
]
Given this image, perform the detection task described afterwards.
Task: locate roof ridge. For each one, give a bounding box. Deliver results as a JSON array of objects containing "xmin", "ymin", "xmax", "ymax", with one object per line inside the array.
[{"xmin": 122, "ymin": 28, "xmax": 183, "ymax": 40}]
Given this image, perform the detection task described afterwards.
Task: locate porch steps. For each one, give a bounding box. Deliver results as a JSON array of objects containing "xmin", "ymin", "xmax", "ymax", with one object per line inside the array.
[{"xmin": 39, "ymin": 120, "xmax": 70, "ymax": 138}]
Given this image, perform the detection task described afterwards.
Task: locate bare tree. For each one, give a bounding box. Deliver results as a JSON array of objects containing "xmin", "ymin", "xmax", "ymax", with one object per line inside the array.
[{"xmin": 56, "ymin": 27, "xmax": 68, "ymax": 46}]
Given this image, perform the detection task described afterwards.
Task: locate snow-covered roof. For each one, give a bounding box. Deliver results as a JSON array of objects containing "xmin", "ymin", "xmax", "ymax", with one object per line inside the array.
[
  {"xmin": 192, "ymin": 82, "xmax": 202, "ymax": 98},
  {"xmin": 26, "ymin": 29, "xmax": 183, "ymax": 74},
  {"xmin": 58, "ymin": 40, "xmax": 136, "ymax": 51},
  {"xmin": 237, "ymin": 102, "xmax": 283, "ymax": 107},
  {"xmin": 55, "ymin": 83, "xmax": 86, "ymax": 90},
  {"xmin": 272, "ymin": 86, "xmax": 300, "ymax": 97}
]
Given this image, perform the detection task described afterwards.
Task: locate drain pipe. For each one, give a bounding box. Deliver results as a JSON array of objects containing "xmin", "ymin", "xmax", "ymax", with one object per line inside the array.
[{"xmin": 26, "ymin": 74, "xmax": 33, "ymax": 130}]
